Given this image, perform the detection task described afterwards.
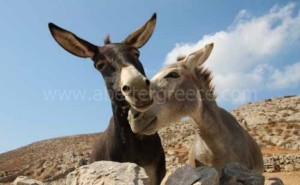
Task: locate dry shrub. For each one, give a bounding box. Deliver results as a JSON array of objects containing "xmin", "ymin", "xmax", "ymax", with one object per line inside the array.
[
  {"xmin": 265, "ymin": 127, "xmax": 273, "ymax": 133},
  {"xmin": 283, "ymin": 135, "xmax": 290, "ymax": 140},
  {"xmin": 262, "ymin": 140, "xmax": 276, "ymax": 147},
  {"xmin": 275, "ymin": 128, "xmax": 283, "ymax": 133},
  {"xmin": 285, "ymin": 130, "xmax": 291, "ymax": 135},
  {"xmin": 282, "ymin": 112, "xmax": 290, "ymax": 117},
  {"xmin": 292, "ymin": 124, "xmax": 300, "ymax": 130}
]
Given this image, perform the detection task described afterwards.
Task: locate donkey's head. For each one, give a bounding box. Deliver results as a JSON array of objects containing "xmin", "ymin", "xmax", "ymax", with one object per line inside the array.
[
  {"xmin": 48, "ymin": 14, "xmax": 156, "ymax": 109},
  {"xmin": 128, "ymin": 43, "xmax": 214, "ymax": 135}
]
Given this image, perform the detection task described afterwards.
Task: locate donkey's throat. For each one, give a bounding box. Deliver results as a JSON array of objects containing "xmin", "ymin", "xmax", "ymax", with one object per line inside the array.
[{"xmin": 193, "ymin": 133, "xmax": 228, "ymax": 168}]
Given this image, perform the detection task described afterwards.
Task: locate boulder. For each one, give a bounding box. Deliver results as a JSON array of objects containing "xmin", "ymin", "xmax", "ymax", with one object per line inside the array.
[
  {"xmin": 13, "ymin": 176, "xmax": 43, "ymax": 185},
  {"xmin": 264, "ymin": 177, "xmax": 284, "ymax": 185},
  {"xmin": 284, "ymin": 164, "xmax": 295, "ymax": 172},
  {"xmin": 165, "ymin": 163, "xmax": 267, "ymax": 185},
  {"xmin": 66, "ymin": 161, "xmax": 150, "ymax": 185},
  {"xmin": 165, "ymin": 165, "xmax": 200, "ymax": 185},
  {"xmin": 0, "ymin": 171, "xmax": 5, "ymax": 178},
  {"xmin": 193, "ymin": 166, "xmax": 219, "ymax": 185},
  {"xmin": 165, "ymin": 165, "xmax": 219, "ymax": 185},
  {"xmin": 220, "ymin": 163, "xmax": 265, "ymax": 185}
]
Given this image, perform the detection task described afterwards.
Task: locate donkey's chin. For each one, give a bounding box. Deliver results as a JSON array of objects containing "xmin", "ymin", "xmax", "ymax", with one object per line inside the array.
[
  {"xmin": 133, "ymin": 117, "xmax": 158, "ymax": 135},
  {"xmin": 131, "ymin": 98, "xmax": 154, "ymax": 112}
]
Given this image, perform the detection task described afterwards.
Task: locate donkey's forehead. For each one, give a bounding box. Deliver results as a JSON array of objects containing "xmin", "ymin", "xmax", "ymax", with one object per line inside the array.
[
  {"xmin": 162, "ymin": 62, "xmax": 187, "ymax": 72},
  {"xmin": 151, "ymin": 63, "xmax": 186, "ymax": 81},
  {"xmin": 97, "ymin": 43, "xmax": 139, "ymax": 64},
  {"xmin": 100, "ymin": 43, "xmax": 138, "ymax": 56}
]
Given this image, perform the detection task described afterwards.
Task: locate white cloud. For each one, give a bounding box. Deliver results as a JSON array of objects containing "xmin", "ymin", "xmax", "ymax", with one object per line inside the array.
[
  {"xmin": 164, "ymin": 3, "xmax": 300, "ymax": 105},
  {"xmin": 269, "ymin": 61, "xmax": 300, "ymax": 89}
]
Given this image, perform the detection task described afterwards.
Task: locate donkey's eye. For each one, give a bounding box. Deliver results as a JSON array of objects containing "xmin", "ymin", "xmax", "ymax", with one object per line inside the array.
[
  {"xmin": 96, "ymin": 63, "xmax": 105, "ymax": 70},
  {"xmin": 133, "ymin": 51, "xmax": 140, "ymax": 57},
  {"xmin": 164, "ymin": 72, "xmax": 180, "ymax": 79}
]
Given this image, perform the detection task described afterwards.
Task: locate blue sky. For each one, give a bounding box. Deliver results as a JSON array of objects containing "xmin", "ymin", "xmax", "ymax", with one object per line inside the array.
[{"xmin": 0, "ymin": 1, "xmax": 299, "ymax": 153}]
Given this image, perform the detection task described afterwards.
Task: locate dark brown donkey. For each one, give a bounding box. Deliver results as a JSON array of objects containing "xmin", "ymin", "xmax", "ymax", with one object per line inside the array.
[{"xmin": 48, "ymin": 14, "xmax": 166, "ymax": 185}]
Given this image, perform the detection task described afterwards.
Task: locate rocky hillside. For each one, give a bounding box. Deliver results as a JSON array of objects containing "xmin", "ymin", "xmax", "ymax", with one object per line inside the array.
[
  {"xmin": 0, "ymin": 95, "xmax": 299, "ymax": 183},
  {"xmin": 232, "ymin": 95, "xmax": 300, "ymax": 150},
  {"xmin": 0, "ymin": 134, "xmax": 99, "ymax": 183}
]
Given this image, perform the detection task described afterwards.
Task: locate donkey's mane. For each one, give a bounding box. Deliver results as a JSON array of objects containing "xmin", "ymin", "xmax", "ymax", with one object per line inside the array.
[
  {"xmin": 104, "ymin": 35, "xmax": 111, "ymax": 45},
  {"xmin": 196, "ymin": 67, "xmax": 215, "ymax": 98},
  {"xmin": 176, "ymin": 55, "xmax": 186, "ymax": 62},
  {"xmin": 176, "ymin": 55, "xmax": 215, "ymax": 98}
]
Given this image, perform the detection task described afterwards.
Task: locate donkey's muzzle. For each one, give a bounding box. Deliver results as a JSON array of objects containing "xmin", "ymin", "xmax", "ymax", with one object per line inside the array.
[
  {"xmin": 121, "ymin": 66, "xmax": 153, "ymax": 112},
  {"xmin": 131, "ymin": 97, "xmax": 154, "ymax": 112},
  {"xmin": 122, "ymin": 79, "xmax": 154, "ymax": 112}
]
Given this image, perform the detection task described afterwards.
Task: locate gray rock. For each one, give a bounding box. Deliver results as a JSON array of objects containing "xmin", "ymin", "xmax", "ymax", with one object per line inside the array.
[
  {"xmin": 220, "ymin": 163, "xmax": 265, "ymax": 185},
  {"xmin": 194, "ymin": 166, "xmax": 219, "ymax": 185},
  {"xmin": 264, "ymin": 177, "xmax": 284, "ymax": 185},
  {"xmin": 284, "ymin": 164, "xmax": 295, "ymax": 172},
  {"xmin": 165, "ymin": 165, "xmax": 200, "ymax": 185},
  {"xmin": 165, "ymin": 165, "xmax": 219, "ymax": 185},
  {"xmin": 66, "ymin": 161, "xmax": 150, "ymax": 185},
  {"xmin": 0, "ymin": 171, "xmax": 5, "ymax": 178},
  {"xmin": 43, "ymin": 178, "xmax": 66, "ymax": 185},
  {"xmin": 14, "ymin": 176, "xmax": 43, "ymax": 185}
]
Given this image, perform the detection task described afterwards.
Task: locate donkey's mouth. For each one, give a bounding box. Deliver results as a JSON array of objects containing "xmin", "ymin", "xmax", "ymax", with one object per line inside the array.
[{"xmin": 131, "ymin": 98, "xmax": 154, "ymax": 112}]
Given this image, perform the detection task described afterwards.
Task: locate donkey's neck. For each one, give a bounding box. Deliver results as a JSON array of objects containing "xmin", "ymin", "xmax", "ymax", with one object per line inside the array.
[
  {"xmin": 191, "ymin": 100, "xmax": 229, "ymax": 156},
  {"xmin": 111, "ymin": 104, "xmax": 147, "ymax": 144},
  {"xmin": 111, "ymin": 104, "xmax": 132, "ymax": 144}
]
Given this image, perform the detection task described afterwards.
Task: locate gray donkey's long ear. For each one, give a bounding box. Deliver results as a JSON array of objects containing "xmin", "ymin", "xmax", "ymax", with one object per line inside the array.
[
  {"xmin": 123, "ymin": 13, "xmax": 157, "ymax": 48},
  {"xmin": 48, "ymin": 23, "xmax": 97, "ymax": 58},
  {"xmin": 185, "ymin": 43, "xmax": 214, "ymax": 68}
]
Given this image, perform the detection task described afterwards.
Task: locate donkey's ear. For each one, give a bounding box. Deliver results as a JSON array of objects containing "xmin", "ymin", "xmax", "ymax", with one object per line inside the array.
[
  {"xmin": 48, "ymin": 23, "xmax": 97, "ymax": 58},
  {"xmin": 186, "ymin": 43, "xmax": 214, "ymax": 67},
  {"xmin": 122, "ymin": 13, "xmax": 157, "ymax": 48}
]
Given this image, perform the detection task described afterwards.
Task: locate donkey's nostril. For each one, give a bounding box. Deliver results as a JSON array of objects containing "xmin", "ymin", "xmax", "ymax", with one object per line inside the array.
[
  {"xmin": 122, "ymin": 85, "xmax": 131, "ymax": 92},
  {"xmin": 145, "ymin": 79, "xmax": 150, "ymax": 87},
  {"xmin": 132, "ymin": 110, "xmax": 141, "ymax": 119}
]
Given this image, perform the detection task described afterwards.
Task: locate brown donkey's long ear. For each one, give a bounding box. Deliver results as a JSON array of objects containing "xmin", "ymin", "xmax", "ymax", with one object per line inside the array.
[
  {"xmin": 122, "ymin": 13, "xmax": 157, "ymax": 48},
  {"xmin": 48, "ymin": 23, "xmax": 97, "ymax": 58},
  {"xmin": 185, "ymin": 43, "xmax": 214, "ymax": 68}
]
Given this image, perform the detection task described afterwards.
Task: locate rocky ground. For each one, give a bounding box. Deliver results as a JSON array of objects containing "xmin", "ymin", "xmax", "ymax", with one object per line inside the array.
[
  {"xmin": 0, "ymin": 134, "xmax": 99, "ymax": 183},
  {"xmin": 0, "ymin": 95, "xmax": 299, "ymax": 184},
  {"xmin": 232, "ymin": 95, "xmax": 300, "ymax": 150}
]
